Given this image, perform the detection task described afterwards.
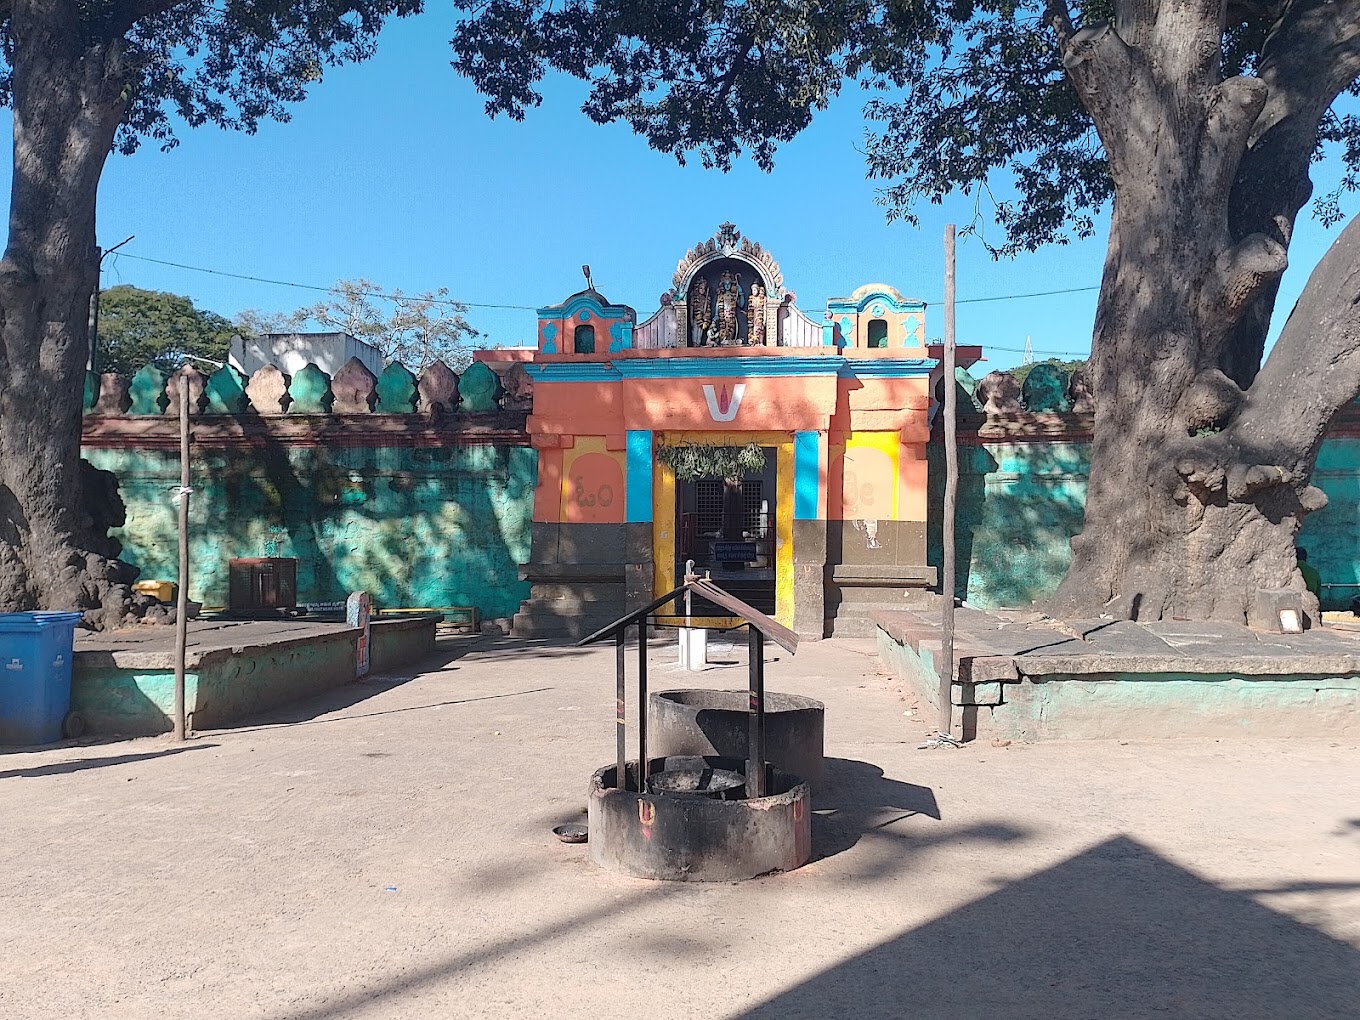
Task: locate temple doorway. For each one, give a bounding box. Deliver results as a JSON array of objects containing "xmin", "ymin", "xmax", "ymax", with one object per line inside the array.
[{"xmin": 675, "ymin": 448, "xmax": 778, "ymax": 615}]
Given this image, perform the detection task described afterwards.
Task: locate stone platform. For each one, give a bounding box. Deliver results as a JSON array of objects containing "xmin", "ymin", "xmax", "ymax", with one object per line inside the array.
[
  {"xmin": 874, "ymin": 608, "xmax": 1360, "ymax": 741},
  {"xmin": 70, "ymin": 615, "xmax": 437, "ymax": 738}
]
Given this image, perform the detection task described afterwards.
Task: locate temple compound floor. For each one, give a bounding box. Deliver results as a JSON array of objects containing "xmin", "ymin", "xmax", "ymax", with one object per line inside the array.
[{"xmin": 0, "ymin": 635, "xmax": 1355, "ymax": 1019}]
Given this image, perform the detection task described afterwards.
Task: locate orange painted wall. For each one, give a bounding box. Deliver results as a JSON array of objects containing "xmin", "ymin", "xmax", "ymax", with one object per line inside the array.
[
  {"xmin": 528, "ymin": 365, "xmax": 933, "ymax": 526},
  {"xmin": 622, "ymin": 375, "xmax": 838, "ymax": 432}
]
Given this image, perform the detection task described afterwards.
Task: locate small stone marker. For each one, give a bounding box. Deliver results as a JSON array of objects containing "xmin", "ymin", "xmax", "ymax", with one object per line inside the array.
[
  {"xmin": 1249, "ymin": 588, "xmax": 1306, "ymax": 634},
  {"xmin": 347, "ymin": 591, "xmax": 372, "ymax": 678}
]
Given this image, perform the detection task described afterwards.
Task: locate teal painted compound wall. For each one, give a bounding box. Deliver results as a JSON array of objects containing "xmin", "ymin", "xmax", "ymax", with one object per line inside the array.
[
  {"xmin": 928, "ymin": 433, "xmax": 1358, "ymax": 612},
  {"xmin": 86, "ymin": 443, "xmax": 536, "ymax": 618},
  {"xmin": 927, "ymin": 439, "xmax": 1089, "ymax": 609}
]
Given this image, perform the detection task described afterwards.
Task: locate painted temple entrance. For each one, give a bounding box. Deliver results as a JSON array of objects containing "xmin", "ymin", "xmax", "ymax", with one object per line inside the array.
[
  {"xmin": 673, "ymin": 446, "xmax": 779, "ymax": 616},
  {"xmin": 513, "ymin": 223, "xmax": 938, "ymax": 640}
]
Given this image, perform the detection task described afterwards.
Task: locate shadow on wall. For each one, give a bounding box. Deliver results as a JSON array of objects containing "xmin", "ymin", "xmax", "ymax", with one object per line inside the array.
[
  {"xmin": 87, "ymin": 442, "xmax": 536, "ymax": 618},
  {"xmin": 928, "ymin": 441, "xmax": 1088, "ymax": 608},
  {"xmin": 735, "ymin": 835, "xmax": 1360, "ymax": 1019}
]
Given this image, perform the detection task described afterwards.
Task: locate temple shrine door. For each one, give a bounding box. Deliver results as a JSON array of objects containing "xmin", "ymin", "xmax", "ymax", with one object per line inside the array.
[{"xmin": 674, "ymin": 448, "xmax": 778, "ymax": 615}]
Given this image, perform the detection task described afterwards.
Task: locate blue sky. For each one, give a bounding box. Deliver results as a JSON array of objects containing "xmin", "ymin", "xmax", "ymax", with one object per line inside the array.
[{"xmin": 6, "ymin": 10, "xmax": 1353, "ymax": 372}]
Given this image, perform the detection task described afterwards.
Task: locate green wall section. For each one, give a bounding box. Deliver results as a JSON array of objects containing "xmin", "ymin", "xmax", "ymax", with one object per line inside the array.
[
  {"xmin": 928, "ymin": 435, "xmax": 1356, "ymax": 611},
  {"xmin": 86, "ymin": 444, "xmax": 536, "ymax": 617},
  {"xmin": 1298, "ymin": 437, "xmax": 1360, "ymax": 608},
  {"xmin": 928, "ymin": 440, "xmax": 1089, "ymax": 609}
]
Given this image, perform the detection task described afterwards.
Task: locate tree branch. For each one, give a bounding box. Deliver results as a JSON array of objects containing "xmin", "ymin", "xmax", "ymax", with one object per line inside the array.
[
  {"xmin": 1223, "ymin": 213, "xmax": 1360, "ymax": 483},
  {"xmin": 1221, "ymin": 0, "xmax": 1360, "ymax": 385},
  {"xmin": 1043, "ymin": 0, "xmax": 1075, "ymax": 46},
  {"xmin": 1058, "ymin": 20, "xmax": 1137, "ymax": 163}
]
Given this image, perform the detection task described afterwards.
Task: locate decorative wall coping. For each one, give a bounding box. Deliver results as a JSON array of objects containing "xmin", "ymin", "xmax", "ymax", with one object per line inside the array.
[
  {"xmin": 81, "ymin": 410, "xmax": 530, "ymax": 450},
  {"xmin": 939, "ymin": 403, "xmax": 1360, "ymax": 446},
  {"xmin": 84, "ymin": 354, "xmax": 533, "ymax": 420}
]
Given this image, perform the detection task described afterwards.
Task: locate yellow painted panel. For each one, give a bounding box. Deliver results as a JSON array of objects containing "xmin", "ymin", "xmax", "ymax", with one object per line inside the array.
[
  {"xmin": 653, "ymin": 452, "xmax": 676, "ymax": 598},
  {"xmin": 560, "ymin": 436, "xmax": 626, "ymax": 524},
  {"xmin": 775, "ymin": 440, "xmax": 794, "ymax": 627},
  {"xmin": 832, "ymin": 431, "xmax": 903, "ymax": 521}
]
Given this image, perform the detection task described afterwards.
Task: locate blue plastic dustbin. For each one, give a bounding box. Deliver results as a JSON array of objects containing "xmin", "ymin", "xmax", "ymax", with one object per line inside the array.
[{"xmin": 0, "ymin": 611, "xmax": 84, "ymax": 745}]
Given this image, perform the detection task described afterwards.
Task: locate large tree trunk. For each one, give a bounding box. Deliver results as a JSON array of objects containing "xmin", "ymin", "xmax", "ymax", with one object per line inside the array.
[
  {"xmin": 0, "ymin": 5, "xmax": 147, "ymax": 628},
  {"xmin": 1045, "ymin": 4, "xmax": 1360, "ymax": 623}
]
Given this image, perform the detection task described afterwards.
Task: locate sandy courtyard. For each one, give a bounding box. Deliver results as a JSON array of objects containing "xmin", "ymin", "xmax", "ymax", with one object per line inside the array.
[{"xmin": 1, "ymin": 634, "xmax": 1356, "ymax": 1019}]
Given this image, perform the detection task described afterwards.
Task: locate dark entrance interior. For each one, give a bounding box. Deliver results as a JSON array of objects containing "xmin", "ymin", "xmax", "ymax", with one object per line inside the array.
[{"xmin": 676, "ymin": 448, "xmax": 777, "ymax": 615}]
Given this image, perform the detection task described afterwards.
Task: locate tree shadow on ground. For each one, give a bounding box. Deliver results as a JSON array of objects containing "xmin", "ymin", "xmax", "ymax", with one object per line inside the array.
[
  {"xmin": 735, "ymin": 835, "xmax": 1360, "ymax": 1019},
  {"xmin": 198, "ymin": 634, "xmax": 599, "ymax": 734},
  {"xmin": 0, "ymin": 743, "xmax": 215, "ymax": 779},
  {"xmin": 458, "ymin": 634, "xmax": 609, "ymax": 662},
  {"xmin": 264, "ymin": 814, "xmax": 1037, "ymax": 1020}
]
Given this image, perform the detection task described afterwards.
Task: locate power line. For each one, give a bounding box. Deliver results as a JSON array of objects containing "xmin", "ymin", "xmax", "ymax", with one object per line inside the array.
[
  {"xmin": 107, "ymin": 249, "xmax": 1098, "ymax": 355},
  {"xmin": 986, "ymin": 342, "xmax": 1088, "ymax": 356},
  {"xmin": 951, "ymin": 283, "xmax": 1099, "ymax": 305},
  {"xmin": 108, "ymin": 252, "xmax": 540, "ymax": 312}
]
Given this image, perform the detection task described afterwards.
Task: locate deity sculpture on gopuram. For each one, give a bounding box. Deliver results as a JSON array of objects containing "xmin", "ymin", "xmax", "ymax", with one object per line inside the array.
[
  {"xmin": 715, "ymin": 271, "xmax": 745, "ymax": 346},
  {"xmin": 689, "ymin": 275, "xmax": 713, "ymax": 346},
  {"xmin": 748, "ymin": 280, "xmax": 767, "ymax": 346}
]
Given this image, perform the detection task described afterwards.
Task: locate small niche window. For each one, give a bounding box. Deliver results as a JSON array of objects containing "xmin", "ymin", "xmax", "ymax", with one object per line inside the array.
[
  {"xmin": 574, "ymin": 324, "xmax": 596, "ymax": 354},
  {"xmin": 866, "ymin": 319, "xmax": 889, "ymax": 348}
]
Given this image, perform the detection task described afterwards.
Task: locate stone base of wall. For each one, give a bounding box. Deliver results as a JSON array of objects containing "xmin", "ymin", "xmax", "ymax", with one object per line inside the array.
[
  {"xmin": 512, "ymin": 522, "xmax": 636, "ymax": 640},
  {"xmin": 824, "ymin": 564, "xmax": 938, "ymax": 637},
  {"xmin": 875, "ymin": 610, "xmax": 1360, "ymax": 741}
]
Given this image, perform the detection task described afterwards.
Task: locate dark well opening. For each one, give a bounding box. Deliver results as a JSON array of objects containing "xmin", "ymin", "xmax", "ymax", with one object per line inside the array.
[{"xmin": 595, "ymin": 756, "xmax": 803, "ymax": 800}]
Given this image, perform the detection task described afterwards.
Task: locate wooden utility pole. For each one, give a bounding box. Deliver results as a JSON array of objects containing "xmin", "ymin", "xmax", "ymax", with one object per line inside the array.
[
  {"xmin": 173, "ymin": 377, "xmax": 191, "ymax": 741},
  {"xmin": 940, "ymin": 225, "xmax": 959, "ymax": 739}
]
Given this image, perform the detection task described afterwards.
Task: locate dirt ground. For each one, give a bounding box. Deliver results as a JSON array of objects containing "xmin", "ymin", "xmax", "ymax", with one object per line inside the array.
[{"xmin": 1, "ymin": 634, "xmax": 1357, "ymax": 1019}]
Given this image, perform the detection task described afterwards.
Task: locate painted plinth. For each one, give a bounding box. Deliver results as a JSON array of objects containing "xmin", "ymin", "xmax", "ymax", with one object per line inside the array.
[
  {"xmin": 874, "ymin": 608, "xmax": 1360, "ymax": 741},
  {"xmin": 647, "ymin": 689, "xmax": 825, "ymax": 790},
  {"xmin": 588, "ymin": 756, "xmax": 811, "ymax": 882},
  {"xmin": 71, "ymin": 616, "xmax": 436, "ymax": 736}
]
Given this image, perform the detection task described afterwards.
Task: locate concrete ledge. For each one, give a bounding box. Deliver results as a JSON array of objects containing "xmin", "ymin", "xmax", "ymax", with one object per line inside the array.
[
  {"xmin": 829, "ymin": 564, "xmax": 937, "ymax": 586},
  {"xmin": 520, "ymin": 564, "xmax": 627, "ymax": 583}
]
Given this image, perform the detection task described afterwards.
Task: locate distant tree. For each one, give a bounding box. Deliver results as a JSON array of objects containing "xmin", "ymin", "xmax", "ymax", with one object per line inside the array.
[
  {"xmin": 239, "ymin": 279, "xmax": 481, "ymax": 371},
  {"xmin": 95, "ymin": 285, "xmax": 235, "ymax": 376}
]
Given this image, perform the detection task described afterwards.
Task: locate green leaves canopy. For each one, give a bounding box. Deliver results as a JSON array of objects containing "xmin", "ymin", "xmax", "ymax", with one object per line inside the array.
[
  {"xmin": 449, "ymin": 1, "xmax": 1360, "ymax": 256},
  {"xmin": 0, "ymin": 2, "xmax": 426, "ymax": 155}
]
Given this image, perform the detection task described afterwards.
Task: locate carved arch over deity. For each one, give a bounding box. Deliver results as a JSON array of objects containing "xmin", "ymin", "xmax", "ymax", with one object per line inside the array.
[{"xmin": 670, "ymin": 222, "xmax": 788, "ymax": 348}]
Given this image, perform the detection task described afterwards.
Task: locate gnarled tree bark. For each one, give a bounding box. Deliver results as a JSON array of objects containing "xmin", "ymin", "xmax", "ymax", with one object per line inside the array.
[
  {"xmin": 1045, "ymin": 0, "xmax": 1360, "ymax": 623},
  {"xmin": 0, "ymin": 3, "xmax": 153, "ymax": 628}
]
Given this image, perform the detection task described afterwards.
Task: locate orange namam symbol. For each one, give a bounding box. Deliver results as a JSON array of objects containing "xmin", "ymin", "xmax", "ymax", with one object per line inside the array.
[
  {"xmin": 638, "ymin": 801, "xmax": 656, "ymax": 825},
  {"xmin": 792, "ymin": 798, "xmax": 805, "ymax": 823}
]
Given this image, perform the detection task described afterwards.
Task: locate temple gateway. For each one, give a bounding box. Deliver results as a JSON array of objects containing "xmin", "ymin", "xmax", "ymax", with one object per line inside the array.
[{"xmin": 512, "ymin": 223, "xmax": 941, "ymax": 639}]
